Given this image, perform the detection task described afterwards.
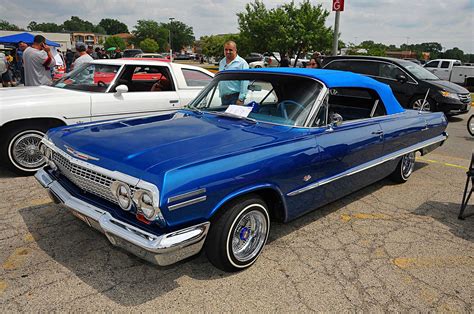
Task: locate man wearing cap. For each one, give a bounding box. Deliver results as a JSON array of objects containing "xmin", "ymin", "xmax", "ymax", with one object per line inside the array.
[
  {"xmin": 22, "ymin": 35, "xmax": 56, "ymax": 86},
  {"xmin": 72, "ymin": 42, "xmax": 93, "ymax": 71}
]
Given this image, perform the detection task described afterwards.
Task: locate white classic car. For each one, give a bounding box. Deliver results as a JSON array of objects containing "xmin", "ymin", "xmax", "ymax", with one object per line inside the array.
[{"xmin": 0, "ymin": 59, "xmax": 214, "ymax": 174}]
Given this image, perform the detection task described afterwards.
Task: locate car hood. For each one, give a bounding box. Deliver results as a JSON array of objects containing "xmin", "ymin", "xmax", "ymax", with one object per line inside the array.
[
  {"xmin": 428, "ymin": 79, "xmax": 469, "ymax": 93},
  {"xmin": 0, "ymin": 85, "xmax": 85, "ymax": 106},
  {"xmin": 48, "ymin": 111, "xmax": 292, "ymax": 178}
]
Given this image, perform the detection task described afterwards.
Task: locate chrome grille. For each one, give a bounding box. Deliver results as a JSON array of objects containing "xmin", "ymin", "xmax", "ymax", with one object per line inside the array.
[
  {"xmin": 458, "ymin": 93, "xmax": 471, "ymax": 104},
  {"xmin": 52, "ymin": 151, "xmax": 134, "ymax": 204}
]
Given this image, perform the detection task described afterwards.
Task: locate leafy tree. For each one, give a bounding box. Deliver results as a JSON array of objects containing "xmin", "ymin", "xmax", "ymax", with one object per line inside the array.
[
  {"xmin": 238, "ymin": 0, "xmax": 333, "ymax": 66},
  {"xmin": 359, "ymin": 40, "xmax": 388, "ymax": 56},
  {"xmin": 62, "ymin": 16, "xmax": 96, "ymax": 32},
  {"xmin": 140, "ymin": 38, "xmax": 159, "ymax": 52},
  {"xmin": 200, "ymin": 34, "xmax": 242, "ymax": 60},
  {"xmin": 28, "ymin": 21, "xmax": 62, "ymax": 32},
  {"xmin": 0, "ymin": 19, "xmax": 21, "ymax": 31},
  {"xmin": 132, "ymin": 20, "xmax": 168, "ymax": 51},
  {"xmin": 98, "ymin": 18, "xmax": 129, "ymax": 35},
  {"xmin": 441, "ymin": 47, "xmax": 464, "ymax": 61},
  {"xmin": 162, "ymin": 20, "xmax": 195, "ymax": 52},
  {"xmin": 104, "ymin": 36, "xmax": 126, "ymax": 50}
]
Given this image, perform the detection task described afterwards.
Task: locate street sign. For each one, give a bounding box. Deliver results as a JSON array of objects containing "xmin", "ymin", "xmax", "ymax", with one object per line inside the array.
[{"xmin": 333, "ymin": 0, "xmax": 344, "ymax": 11}]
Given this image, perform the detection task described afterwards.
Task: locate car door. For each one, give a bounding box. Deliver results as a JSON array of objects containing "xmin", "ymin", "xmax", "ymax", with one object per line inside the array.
[
  {"xmin": 289, "ymin": 88, "xmax": 385, "ymax": 217},
  {"xmin": 436, "ymin": 61, "xmax": 451, "ymax": 80},
  {"xmin": 89, "ymin": 64, "xmax": 180, "ymax": 121},
  {"xmin": 424, "ymin": 60, "xmax": 440, "ymax": 77}
]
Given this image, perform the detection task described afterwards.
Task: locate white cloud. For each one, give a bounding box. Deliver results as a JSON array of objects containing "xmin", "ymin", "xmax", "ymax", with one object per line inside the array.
[{"xmin": 2, "ymin": 0, "xmax": 473, "ymax": 52}]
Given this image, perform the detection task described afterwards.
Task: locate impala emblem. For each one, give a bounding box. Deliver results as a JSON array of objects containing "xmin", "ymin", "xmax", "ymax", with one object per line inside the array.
[
  {"xmin": 303, "ymin": 175, "xmax": 311, "ymax": 182},
  {"xmin": 65, "ymin": 145, "xmax": 99, "ymax": 161}
]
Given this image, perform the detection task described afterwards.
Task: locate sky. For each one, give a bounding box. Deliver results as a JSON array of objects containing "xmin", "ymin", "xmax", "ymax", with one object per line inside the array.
[{"xmin": 1, "ymin": 0, "xmax": 473, "ymax": 53}]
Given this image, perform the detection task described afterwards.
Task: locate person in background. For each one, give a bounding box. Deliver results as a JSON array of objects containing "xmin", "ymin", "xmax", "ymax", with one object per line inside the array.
[
  {"xmin": 16, "ymin": 41, "xmax": 28, "ymax": 84},
  {"xmin": 72, "ymin": 42, "xmax": 93, "ymax": 70},
  {"xmin": 306, "ymin": 58, "xmax": 320, "ymax": 69},
  {"xmin": 65, "ymin": 49, "xmax": 74, "ymax": 72},
  {"xmin": 113, "ymin": 48, "xmax": 122, "ymax": 59},
  {"xmin": 100, "ymin": 48, "xmax": 109, "ymax": 59},
  {"xmin": 218, "ymin": 40, "xmax": 249, "ymax": 105},
  {"xmin": 280, "ymin": 54, "xmax": 290, "ymax": 67},
  {"xmin": 92, "ymin": 47, "xmax": 101, "ymax": 59},
  {"xmin": 86, "ymin": 45, "xmax": 94, "ymax": 56},
  {"xmin": 23, "ymin": 35, "xmax": 56, "ymax": 86}
]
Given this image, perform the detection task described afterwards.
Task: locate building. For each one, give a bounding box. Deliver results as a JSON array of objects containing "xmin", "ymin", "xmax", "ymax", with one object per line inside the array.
[
  {"xmin": 113, "ymin": 33, "xmax": 135, "ymax": 49},
  {"xmin": 71, "ymin": 32, "xmax": 108, "ymax": 47}
]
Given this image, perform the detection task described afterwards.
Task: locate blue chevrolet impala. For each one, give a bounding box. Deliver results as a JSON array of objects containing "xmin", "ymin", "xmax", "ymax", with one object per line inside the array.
[{"xmin": 35, "ymin": 68, "xmax": 448, "ymax": 272}]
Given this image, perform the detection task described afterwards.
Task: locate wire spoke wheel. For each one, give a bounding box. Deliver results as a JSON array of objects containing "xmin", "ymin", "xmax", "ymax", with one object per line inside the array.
[
  {"xmin": 9, "ymin": 131, "xmax": 45, "ymax": 170},
  {"xmin": 401, "ymin": 152, "xmax": 416, "ymax": 179},
  {"xmin": 231, "ymin": 209, "xmax": 268, "ymax": 263}
]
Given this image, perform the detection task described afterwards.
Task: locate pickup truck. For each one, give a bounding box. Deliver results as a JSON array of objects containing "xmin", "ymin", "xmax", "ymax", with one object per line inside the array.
[{"xmin": 424, "ymin": 59, "xmax": 474, "ymax": 88}]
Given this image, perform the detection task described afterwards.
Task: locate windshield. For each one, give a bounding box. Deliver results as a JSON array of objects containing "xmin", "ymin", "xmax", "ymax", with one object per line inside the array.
[
  {"xmin": 398, "ymin": 60, "xmax": 440, "ymax": 80},
  {"xmin": 188, "ymin": 73, "xmax": 323, "ymax": 127},
  {"xmin": 52, "ymin": 63, "xmax": 121, "ymax": 92}
]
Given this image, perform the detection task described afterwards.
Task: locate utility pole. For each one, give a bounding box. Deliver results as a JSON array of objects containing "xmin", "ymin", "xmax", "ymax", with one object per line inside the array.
[
  {"xmin": 331, "ymin": 0, "xmax": 344, "ymax": 56},
  {"xmin": 332, "ymin": 11, "xmax": 340, "ymax": 56},
  {"xmin": 169, "ymin": 17, "xmax": 175, "ymax": 62}
]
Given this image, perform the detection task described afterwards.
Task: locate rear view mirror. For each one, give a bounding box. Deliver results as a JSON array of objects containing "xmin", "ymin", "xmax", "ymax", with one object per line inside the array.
[
  {"xmin": 330, "ymin": 113, "xmax": 343, "ymax": 128},
  {"xmin": 248, "ymin": 85, "xmax": 262, "ymax": 92},
  {"xmin": 396, "ymin": 74, "xmax": 408, "ymax": 83},
  {"xmin": 115, "ymin": 84, "xmax": 128, "ymax": 95}
]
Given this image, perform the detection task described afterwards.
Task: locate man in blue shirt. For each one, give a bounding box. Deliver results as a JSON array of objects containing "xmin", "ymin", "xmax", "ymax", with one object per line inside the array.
[{"xmin": 218, "ymin": 41, "xmax": 249, "ymax": 105}]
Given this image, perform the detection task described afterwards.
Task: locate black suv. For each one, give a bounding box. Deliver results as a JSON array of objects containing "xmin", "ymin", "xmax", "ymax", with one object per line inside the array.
[{"xmin": 322, "ymin": 56, "xmax": 471, "ymax": 115}]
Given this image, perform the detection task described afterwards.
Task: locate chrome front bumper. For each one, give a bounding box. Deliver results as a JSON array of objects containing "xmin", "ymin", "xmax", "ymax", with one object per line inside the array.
[{"xmin": 35, "ymin": 168, "xmax": 210, "ymax": 266}]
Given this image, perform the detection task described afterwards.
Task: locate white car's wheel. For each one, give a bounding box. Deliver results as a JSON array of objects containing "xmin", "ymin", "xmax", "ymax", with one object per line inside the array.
[{"xmin": 205, "ymin": 195, "xmax": 270, "ymax": 272}]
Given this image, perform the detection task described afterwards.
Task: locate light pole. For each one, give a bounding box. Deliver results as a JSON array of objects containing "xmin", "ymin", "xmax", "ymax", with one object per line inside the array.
[{"xmin": 169, "ymin": 17, "xmax": 175, "ymax": 62}]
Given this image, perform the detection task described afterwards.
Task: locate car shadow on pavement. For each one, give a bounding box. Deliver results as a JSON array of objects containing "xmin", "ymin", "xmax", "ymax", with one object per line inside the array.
[
  {"xmin": 17, "ymin": 164, "xmax": 428, "ymax": 306},
  {"xmin": 0, "ymin": 168, "xmax": 20, "ymax": 178},
  {"xmin": 412, "ymin": 201, "xmax": 474, "ymax": 242}
]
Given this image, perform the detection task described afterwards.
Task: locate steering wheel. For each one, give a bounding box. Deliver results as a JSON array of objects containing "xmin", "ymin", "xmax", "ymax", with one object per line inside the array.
[
  {"xmin": 97, "ymin": 80, "xmax": 107, "ymax": 87},
  {"xmin": 277, "ymin": 100, "xmax": 305, "ymax": 120}
]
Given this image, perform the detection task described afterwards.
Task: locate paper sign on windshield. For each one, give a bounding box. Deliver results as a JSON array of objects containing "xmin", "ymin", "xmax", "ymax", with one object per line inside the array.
[{"xmin": 225, "ymin": 105, "xmax": 252, "ymax": 117}]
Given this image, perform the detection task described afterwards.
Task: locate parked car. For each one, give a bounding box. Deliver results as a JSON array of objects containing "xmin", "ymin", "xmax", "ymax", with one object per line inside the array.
[
  {"xmin": 0, "ymin": 59, "xmax": 214, "ymax": 174},
  {"xmin": 323, "ymin": 56, "xmax": 471, "ymax": 115},
  {"xmin": 136, "ymin": 53, "xmax": 165, "ymax": 59},
  {"xmin": 122, "ymin": 49, "xmax": 143, "ymax": 58},
  {"xmin": 35, "ymin": 68, "xmax": 447, "ymax": 272},
  {"xmin": 244, "ymin": 53, "xmax": 264, "ymax": 64},
  {"xmin": 424, "ymin": 59, "xmax": 474, "ymax": 88}
]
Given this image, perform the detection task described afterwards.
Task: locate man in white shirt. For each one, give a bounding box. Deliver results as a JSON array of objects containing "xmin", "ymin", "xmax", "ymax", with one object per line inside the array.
[
  {"xmin": 23, "ymin": 35, "xmax": 56, "ymax": 86},
  {"xmin": 72, "ymin": 42, "xmax": 93, "ymax": 70}
]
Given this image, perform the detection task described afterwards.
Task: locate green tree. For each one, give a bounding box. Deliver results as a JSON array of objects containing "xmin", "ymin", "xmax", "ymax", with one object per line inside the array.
[
  {"xmin": 162, "ymin": 20, "xmax": 195, "ymax": 52},
  {"xmin": 140, "ymin": 38, "xmax": 159, "ymax": 52},
  {"xmin": 98, "ymin": 18, "xmax": 129, "ymax": 35},
  {"xmin": 238, "ymin": 0, "xmax": 333, "ymax": 66},
  {"xmin": 200, "ymin": 34, "xmax": 241, "ymax": 59},
  {"xmin": 28, "ymin": 21, "xmax": 62, "ymax": 32},
  {"xmin": 359, "ymin": 40, "xmax": 388, "ymax": 56},
  {"xmin": 132, "ymin": 20, "xmax": 168, "ymax": 51},
  {"xmin": 62, "ymin": 16, "xmax": 96, "ymax": 32},
  {"xmin": 0, "ymin": 19, "xmax": 21, "ymax": 31},
  {"xmin": 104, "ymin": 36, "xmax": 126, "ymax": 50},
  {"xmin": 441, "ymin": 47, "xmax": 464, "ymax": 60}
]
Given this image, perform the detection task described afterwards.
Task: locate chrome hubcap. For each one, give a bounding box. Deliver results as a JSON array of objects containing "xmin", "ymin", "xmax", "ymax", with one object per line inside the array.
[
  {"xmin": 232, "ymin": 209, "xmax": 268, "ymax": 262},
  {"xmin": 402, "ymin": 152, "xmax": 415, "ymax": 178},
  {"xmin": 413, "ymin": 99, "xmax": 431, "ymax": 111},
  {"xmin": 11, "ymin": 132, "xmax": 45, "ymax": 169}
]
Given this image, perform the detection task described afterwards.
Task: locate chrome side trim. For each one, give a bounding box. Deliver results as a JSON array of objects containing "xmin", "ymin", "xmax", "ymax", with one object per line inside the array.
[
  {"xmin": 168, "ymin": 188, "xmax": 207, "ymax": 203},
  {"xmin": 168, "ymin": 196, "xmax": 207, "ymax": 211},
  {"xmin": 287, "ymin": 134, "xmax": 447, "ymax": 197},
  {"xmin": 34, "ymin": 168, "xmax": 210, "ymax": 266}
]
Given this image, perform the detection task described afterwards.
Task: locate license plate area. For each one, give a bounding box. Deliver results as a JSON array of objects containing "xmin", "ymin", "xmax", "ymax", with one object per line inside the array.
[{"xmin": 70, "ymin": 209, "xmax": 92, "ymax": 227}]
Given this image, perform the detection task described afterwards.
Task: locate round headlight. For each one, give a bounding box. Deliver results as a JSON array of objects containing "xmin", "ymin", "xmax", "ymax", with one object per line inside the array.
[
  {"xmin": 111, "ymin": 182, "xmax": 132, "ymax": 211},
  {"xmin": 139, "ymin": 191, "xmax": 155, "ymax": 219}
]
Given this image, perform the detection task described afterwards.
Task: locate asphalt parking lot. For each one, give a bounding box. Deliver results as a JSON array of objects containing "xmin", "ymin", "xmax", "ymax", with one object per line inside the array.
[{"xmin": 0, "ymin": 111, "xmax": 473, "ymax": 311}]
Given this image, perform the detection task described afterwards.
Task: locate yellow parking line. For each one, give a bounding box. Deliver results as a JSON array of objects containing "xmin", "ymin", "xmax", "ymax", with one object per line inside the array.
[
  {"xmin": 340, "ymin": 213, "xmax": 389, "ymax": 222},
  {"xmin": 0, "ymin": 280, "xmax": 6, "ymax": 295},
  {"xmin": 2, "ymin": 247, "xmax": 31, "ymax": 270},
  {"xmin": 417, "ymin": 157, "xmax": 468, "ymax": 170},
  {"xmin": 393, "ymin": 256, "xmax": 474, "ymax": 269}
]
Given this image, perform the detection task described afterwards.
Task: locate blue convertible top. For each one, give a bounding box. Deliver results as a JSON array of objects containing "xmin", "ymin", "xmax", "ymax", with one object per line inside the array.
[{"xmin": 224, "ymin": 68, "xmax": 405, "ymax": 114}]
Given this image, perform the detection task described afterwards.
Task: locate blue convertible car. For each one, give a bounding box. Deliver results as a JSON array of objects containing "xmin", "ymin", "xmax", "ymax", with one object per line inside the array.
[{"xmin": 35, "ymin": 68, "xmax": 448, "ymax": 271}]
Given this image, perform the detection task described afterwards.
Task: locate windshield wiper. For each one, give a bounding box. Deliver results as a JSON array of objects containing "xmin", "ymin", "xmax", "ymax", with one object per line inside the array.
[
  {"xmin": 210, "ymin": 111, "xmax": 257, "ymax": 124},
  {"xmin": 184, "ymin": 106, "xmax": 203, "ymax": 115}
]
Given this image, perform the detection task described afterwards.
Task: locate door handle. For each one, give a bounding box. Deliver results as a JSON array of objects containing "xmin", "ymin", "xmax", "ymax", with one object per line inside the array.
[
  {"xmin": 169, "ymin": 99, "xmax": 179, "ymax": 104},
  {"xmin": 371, "ymin": 130, "xmax": 383, "ymax": 135}
]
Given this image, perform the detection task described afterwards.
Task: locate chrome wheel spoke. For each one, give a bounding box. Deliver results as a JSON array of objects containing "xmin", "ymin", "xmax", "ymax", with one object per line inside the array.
[
  {"xmin": 11, "ymin": 132, "xmax": 45, "ymax": 169},
  {"xmin": 231, "ymin": 209, "xmax": 268, "ymax": 262}
]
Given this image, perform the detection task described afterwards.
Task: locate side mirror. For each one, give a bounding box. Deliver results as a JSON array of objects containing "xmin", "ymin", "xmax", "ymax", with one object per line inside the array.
[
  {"xmin": 115, "ymin": 84, "xmax": 128, "ymax": 95},
  {"xmin": 330, "ymin": 113, "xmax": 343, "ymax": 128},
  {"xmin": 395, "ymin": 74, "xmax": 408, "ymax": 83}
]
